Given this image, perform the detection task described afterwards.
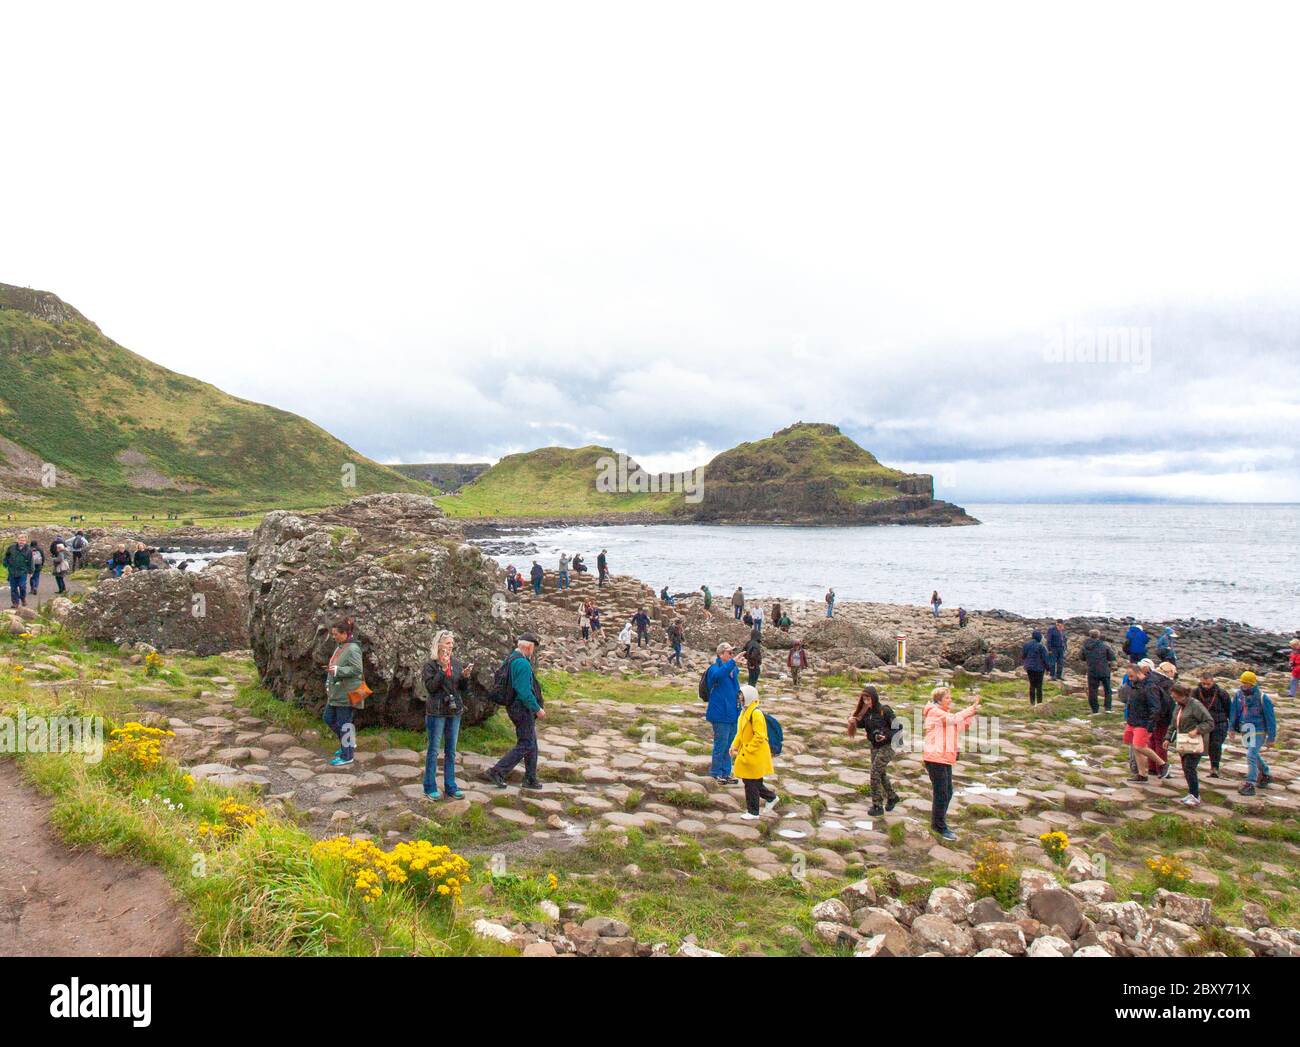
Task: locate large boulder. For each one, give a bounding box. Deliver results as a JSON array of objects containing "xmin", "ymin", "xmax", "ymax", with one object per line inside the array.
[
  {"xmin": 246, "ymin": 494, "xmax": 514, "ymax": 729},
  {"xmin": 64, "ymin": 555, "xmax": 249, "ymax": 655}
]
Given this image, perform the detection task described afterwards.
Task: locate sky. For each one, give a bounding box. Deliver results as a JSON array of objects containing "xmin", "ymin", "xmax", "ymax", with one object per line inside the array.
[{"xmin": 3, "ymin": 1, "xmax": 1298, "ymax": 502}]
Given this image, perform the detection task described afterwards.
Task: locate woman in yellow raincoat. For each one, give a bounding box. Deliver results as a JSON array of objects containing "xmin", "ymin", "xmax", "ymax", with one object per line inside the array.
[{"xmin": 730, "ymin": 684, "xmax": 779, "ymax": 818}]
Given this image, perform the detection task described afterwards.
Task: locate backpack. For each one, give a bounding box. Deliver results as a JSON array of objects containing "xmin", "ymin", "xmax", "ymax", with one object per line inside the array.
[
  {"xmin": 763, "ymin": 712, "xmax": 784, "ymax": 756},
  {"xmin": 698, "ymin": 669, "xmax": 711, "ymax": 702},
  {"xmin": 490, "ymin": 652, "xmax": 522, "ymax": 706}
]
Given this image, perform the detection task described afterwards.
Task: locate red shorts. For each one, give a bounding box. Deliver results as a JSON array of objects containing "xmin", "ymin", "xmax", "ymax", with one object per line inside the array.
[{"xmin": 1123, "ymin": 725, "xmax": 1151, "ymax": 749}]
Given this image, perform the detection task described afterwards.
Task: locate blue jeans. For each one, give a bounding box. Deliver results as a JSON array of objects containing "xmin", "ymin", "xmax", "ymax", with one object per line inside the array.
[
  {"xmin": 1289, "ymin": 677, "xmax": 1297, "ymax": 698},
  {"xmin": 7, "ymin": 572, "xmax": 26, "ymax": 605},
  {"xmin": 532, "ymin": 578, "xmax": 542, "ymax": 595},
  {"xmin": 710, "ymin": 719, "xmax": 736, "ymax": 778},
  {"xmin": 734, "ymin": 606, "xmax": 742, "ymax": 620},
  {"xmin": 669, "ymin": 642, "xmax": 682, "ymax": 666},
  {"xmin": 29, "ymin": 567, "xmax": 41, "ymax": 593},
  {"xmin": 1048, "ymin": 650, "xmax": 1064, "ymax": 679},
  {"xmin": 322, "ymin": 704, "xmax": 355, "ymax": 760},
  {"xmin": 1245, "ymin": 741, "xmax": 1271, "ymax": 784},
  {"xmin": 826, "ymin": 605, "xmax": 834, "ymax": 618},
  {"xmin": 559, "ymin": 571, "xmax": 569, "ymax": 589},
  {"xmin": 423, "ymin": 714, "xmax": 461, "ymax": 793}
]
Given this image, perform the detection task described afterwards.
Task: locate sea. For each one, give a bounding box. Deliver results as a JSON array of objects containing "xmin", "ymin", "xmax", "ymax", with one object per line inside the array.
[{"xmin": 488, "ymin": 503, "xmax": 1299, "ymax": 633}]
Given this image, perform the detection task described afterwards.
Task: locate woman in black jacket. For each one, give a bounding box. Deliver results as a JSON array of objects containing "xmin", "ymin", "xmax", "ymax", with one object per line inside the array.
[
  {"xmin": 420, "ymin": 630, "xmax": 473, "ymax": 800},
  {"xmin": 847, "ymin": 686, "xmax": 901, "ymax": 816},
  {"xmin": 1193, "ymin": 671, "xmax": 1232, "ymax": 777}
]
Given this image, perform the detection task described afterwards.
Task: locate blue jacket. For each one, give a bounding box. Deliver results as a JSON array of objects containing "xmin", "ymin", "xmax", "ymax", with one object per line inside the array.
[
  {"xmin": 704, "ymin": 657, "xmax": 740, "ymax": 723},
  {"xmin": 1125, "ymin": 625, "xmax": 1149, "ymax": 658},
  {"xmin": 1229, "ymin": 687, "xmax": 1276, "ymax": 743},
  {"xmin": 1022, "ymin": 632, "xmax": 1050, "ymax": 673},
  {"xmin": 1155, "ymin": 629, "xmax": 1176, "ymax": 658},
  {"xmin": 1046, "ymin": 625, "xmax": 1066, "ymax": 653}
]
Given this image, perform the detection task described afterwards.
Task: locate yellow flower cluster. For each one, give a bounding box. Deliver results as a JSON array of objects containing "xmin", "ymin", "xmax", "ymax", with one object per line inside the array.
[
  {"xmin": 198, "ymin": 796, "xmax": 266, "ymax": 840},
  {"xmin": 144, "ymin": 651, "xmax": 165, "ymax": 677},
  {"xmin": 970, "ymin": 841, "xmax": 1018, "ymax": 903},
  {"xmin": 1039, "ymin": 830, "xmax": 1070, "ymax": 864},
  {"xmin": 311, "ymin": 836, "xmax": 471, "ymax": 904},
  {"xmin": 1145, "ymin": 854, "xmax": 1191, "ymax": 888},
  {"xmin": 547, "ymin": 872, "xmax": 559, "ymax": 893},
  {"xmin": 107, "ymin": 722, "xmax": 175, "ymax": 770}
]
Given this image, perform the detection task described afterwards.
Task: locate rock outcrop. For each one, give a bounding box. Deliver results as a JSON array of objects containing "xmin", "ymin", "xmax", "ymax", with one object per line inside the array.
[{"xmin": 246, "ymin": 494, "xmax": 516, "ymax": 729}]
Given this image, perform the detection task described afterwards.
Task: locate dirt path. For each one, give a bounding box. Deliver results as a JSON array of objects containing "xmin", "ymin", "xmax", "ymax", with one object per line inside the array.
[{"xmin": 0, "ymin": 761, "xmax": 192, "ymax": 956}]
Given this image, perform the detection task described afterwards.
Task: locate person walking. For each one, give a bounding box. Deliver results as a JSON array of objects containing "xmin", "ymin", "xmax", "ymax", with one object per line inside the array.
[
  {"xmin": 1123, "ymin": 622, "xmax": 1149, "ymax": 663},
  {"xmin": 705, "ymin": 642, "xmax": 741, "ymax": 784},
  {"xmin": 1193, "ymin": 672, "xmax": 1232, "ymax": 778},
  {"xmin": 419, "ymin": 630, "xmax": 470, "ymax": 800},
  {"xmin": 1046, "ymin": 619, "xmax": 1067, "ymax": 681},
  {"xmin": 730, "ymin": 684, "xmax": 778, "ymax": 819},
  {"xmin": 930, "ymin": 590, "xmax": 943, "ymax": 618},
  {"xmin": 324, "ymin": 617, "xmax": 365, "ymax": 767},
  {"xmin": 1155, "ymin": 627, "xmax": 1178, "ymax": 666},
  {"xmin": 1021, "ymin": 629, "xmax": 1050, "ymax": 706},
  {"xmin": 28, "ymin": 541, "xmax": 45, "ymax": 595},
  {"xmin": 617, "ymin": 620, "xmax": 633, "ymax": 657},
  {"xmin": 847, "ymin": 685, "xmax": 901, "ymax": 816},
  {"xmin": 1080, "ymin": 628, "xmax": 1116, "ymax": 713},
  {"xmin": 1170, "ymin": 682, "xmax": 1213, "ymax": 807},
  {"xmin": 486, "ymin": 633, "xmax": 546, "ymax": 790},
  {"xmin": 529, "ymin": 560, "xmax": 544, "ymax": 595},
  {"xmin": 787, "ymin": 640, "xmax": 809, "ymax": 690},
  {"xmin": 701, "ymin": 584, "xmax": 712, "ymax": 613},
  {"xmin": 743, "ymin": 630, "xmax": 763, "ymax": 688},
  {"xmin": 666, "ymin": 620, "xmax": 684, "ymax": 666},
  {"xmin": 70, "ymin": 530, "xmax": 89, "ymax": 571},
  {"xmin": 1122, "ymin": 659, "xmax": 1165, "ymax": 782},
  {"xmin": 597, "ymin": 549, "xmax": 608, "ymax": 586},
  {"xmin": 1288, "ymin": 638, "xmax": 1300, "ymax": 698},
  {"xmin": 557, "ymin": 553, "xmax": 570, "ymax": 590},
  {"xmin": 632, "ymin": 607, "xmax": 651, "ymax": 647},
  {"xmin": 4, "ymin": 534, "xmax": 33, "ymax": 608},
  {"xmin": 825, "ymin": 587, "xmax": 835, "ymax": 618},
  {"xmin": 1148, "ymin": 661, "xmax": 1177, "ymax": 778},
  {"xmin": 1230, "ymin": 671, "xmax": 1277, "ymax": 796},
  {"xmin": 731, "ymin": 586, "xmax": 745, "ymax": 621},
  {"xmin": 51, "ymin": 542, "xmax": 71, "ymax": 594},
  {"xmin": 922, "ymin": 686, "xmax": 980, "ymax": 841}
]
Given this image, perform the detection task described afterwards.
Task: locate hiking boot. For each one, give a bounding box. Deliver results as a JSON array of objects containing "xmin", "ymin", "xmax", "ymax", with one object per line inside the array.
[
  {"xmin": 885, "ymin": 795, "xmax": 900, "ymax": 812},
  {"xmin": 1127, "ymin": 774, "xmax": 1149, "ymax": 783},
  {"xmin": 484, "ymin": 769, "xmax": 508, "ymax": 790},
  {"xmin": 1237, "ymin": 783, "xmax": 1257, "ymax": 796},
  {"xmin": 867, "ymin": 805, "xmax": 885, "ymax": 817},
  {"xmin": 1208, "ymin": 769, "xmax": 1220, "ymax": 778},
  {"xmin": 522, "ymin": 778, "xmax": 543, "ymax": 791}
]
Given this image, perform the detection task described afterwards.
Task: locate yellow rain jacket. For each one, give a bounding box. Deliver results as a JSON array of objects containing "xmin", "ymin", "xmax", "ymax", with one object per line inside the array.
[{"xmin": 732, "ymin": 700, "xmax": 774, "ymax": 779}]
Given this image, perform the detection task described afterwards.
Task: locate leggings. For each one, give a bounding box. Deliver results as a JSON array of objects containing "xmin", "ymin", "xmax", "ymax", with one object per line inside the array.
[
  {"xmin": 1181, "ymin": 753, "xmax": 1201, "ymax": 798},
  {"xmin": 1027, "ymin": 670, "xmax": 1045, "ymax": 705},
  {"xmin": 742, "ymin": 777, "xmax": 777, "ymax": 815}
]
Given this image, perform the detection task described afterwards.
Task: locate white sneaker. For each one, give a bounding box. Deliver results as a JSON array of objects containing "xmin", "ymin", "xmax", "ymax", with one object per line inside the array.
[
  {"xmin": 1182, "ymin": 795, "xmax": 1201, "ymax": 806},
  {"xmin": 741, "ymin": 812, "xmax": 760, "ymax": 820},
  {"xmin": 764, "ymin": 794, "xmax": 780, "ymax": 813}
]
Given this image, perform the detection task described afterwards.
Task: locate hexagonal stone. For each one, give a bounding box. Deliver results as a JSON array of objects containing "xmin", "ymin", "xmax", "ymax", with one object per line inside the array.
[
  {"xmin": 380, "ymin": 748, "xmax": 423, "ymax": 766},
  {"xmin": 492, "ymin": 807, "xmax": 537, "ymax": 826},
  {"xmin": 381, "ymin": 764, "xmax": 424, "ymax": 782}
]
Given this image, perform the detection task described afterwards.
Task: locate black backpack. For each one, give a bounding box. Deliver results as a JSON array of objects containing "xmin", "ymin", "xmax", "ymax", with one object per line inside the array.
[
  {"xmin": 490, "ymin": 652, "xmax": 521, "ymax": 706},
  {"xmin": 698, "ymin": 669, "xmax": 711, "ymax": 702}
]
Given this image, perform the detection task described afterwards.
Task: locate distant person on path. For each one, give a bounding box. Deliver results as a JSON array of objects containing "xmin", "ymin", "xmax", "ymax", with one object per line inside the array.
[
  {"xmin": 1170, "ymin": 682, "xmax": 1213, "ymax": 807},
  {"xmin": 922, "ymin": 686, "xmax": 980, "ymax": 841},
  {"xmin": 558, "ymin": 553, "xmax": 570, "ymax": 590},
  {"xmin": 848, "ymin": 685, "xmax": 901, "ymax": 816},
  {"xmin": 486, "ymin": 634, "xmax": 546, "ymax": 790},
  {"xmin": 1155, "ymin": 627, "xmax": 1178, "ymax": 666},
  {"xmin": 705, "ymin": 642, "xmax": 741, "ymax": 784},
  {"xmin": 1122, "ymin": 659, "xmax": 1165, "ymax": 783},
  {"xmin": 957, "ymin": 607, "xmax": 967, "ymax": 628},
  {"xmin": 52, "ymin": 542, "xmax": 70, "ymax": 594},
  {"xmin": 617, "ymin": 620, "xmax": 633, "ymax": 657},
  {"xmin": 632, "ymin": 607, "xmax": 650, "ymax": 647},
  {"xmin": 1148, "ymin": 661, "xmax": 1178, "ymax": 778},
  {"xmin": 730, "ymin": 684, "xmax": 778, "ymax": 819},
  {"xmin": 825, "ymin": 588, "xmax": 835, "ymax": 618},
  {"xmin": 701, "ymin": 584, "xmax": 712, "ymax": 612},
  {"xmin": 4, "ymin": 534, "xmax": 33, "ymax": 607},
  {"xmin": 1230, "ymin": 671, "xmax": 1276, "ymax": 796},
  {"xmin": 1193, "ymin": 671, "xmax": 1232, "ymax": 778},
  {"xmin": 27, "ymin": 541, "xmax": 44, "ymax": 595},
  {"xmin": 419, "ymin": 629, "xmax": 471, "ymax": 800},
  {"xmin": 666, "ymin": 620, "xmax": 684, "ymax": 667},
  {"xmin": 931, "ymin": 590, "xmax": 942, "ymax": 617},
  {"xmin": 597, "ymin": 549, "xmax": 609, "ymax": 586},
  {"xmin": 1080, "ymin": 628, "xmax": 1116, "ymax": 713},
  {"xmin": 1123, "ymin": 622, "xmax": 1149, "ymax": 663},
  {"xmin": 731, "ymin": 586, "xmax": 745, "ymax": 620},
  {"xmin": 1021, "ymin": 629, "xmax": 1051, "ymax": 706},
  {"xmin": 324, "ymin": 617, "xmax": 365, "ymax": 767},
  {"xmin": 787, "ymin": 640, "xmax": 809, "ymax": 690},
  {"xmin": 70, "ymin": 531, "xmax": 88, "ymax": 571},
  {"xmin": 1046, "ymin": 619, "xmax": 1067, "ymax": 680},
  {"xmin": 529, "ymin": 561, "xmax": 544, "ymax": 595},
  {"xmin": 1289, "ymin": 638, "xmax": 1300, "ymax": 697},
  {"xmin": 743, "ymin": 631, "xmax": 763, "ymax": 688}
]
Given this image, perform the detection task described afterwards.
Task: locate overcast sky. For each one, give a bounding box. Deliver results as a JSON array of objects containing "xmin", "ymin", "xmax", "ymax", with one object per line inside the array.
[{"xmin": 4, "ymin": 2, "xmax": 1298, "ymax": 501}]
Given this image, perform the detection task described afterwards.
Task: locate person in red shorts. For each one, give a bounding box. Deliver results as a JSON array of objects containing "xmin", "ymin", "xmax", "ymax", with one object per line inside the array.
[{"xmin": 1122, "ymin": 659, "xmax": 1165, "ymax": 782}]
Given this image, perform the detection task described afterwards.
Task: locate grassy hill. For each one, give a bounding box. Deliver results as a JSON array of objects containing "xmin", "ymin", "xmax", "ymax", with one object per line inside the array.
[{"xmin": 0, "ymin": 283, "xmax": 430, "ymax": 515}]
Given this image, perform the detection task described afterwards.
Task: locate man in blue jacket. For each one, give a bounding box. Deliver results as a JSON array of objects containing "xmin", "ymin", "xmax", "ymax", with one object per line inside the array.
[
  {"xmin": 1046, "ymin": 620, "xmax": 1067, "ymax": 681},
  {"xmin": 705, "ymin": 642, "xmax": 740, "ymax": 784},
  {"xmin": 1230, "ymin": 671, "xmax": 1277, "ymax": 796},
  {"xmin": 1022, "ymin": 629, "xmax": 1051, "ymax": 705},
  {"xmin": 486, "ymin": 634, "xmax": 546, "ymax": 790},
  {"xmin": 1124, "ymin": 623, "xmax": 1149, "ymax": 664}
]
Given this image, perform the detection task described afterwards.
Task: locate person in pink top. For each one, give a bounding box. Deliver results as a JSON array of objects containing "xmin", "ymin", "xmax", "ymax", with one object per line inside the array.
[{"xmin": 922, "ymin": 686, "xmax": 981, "ymax": 841}]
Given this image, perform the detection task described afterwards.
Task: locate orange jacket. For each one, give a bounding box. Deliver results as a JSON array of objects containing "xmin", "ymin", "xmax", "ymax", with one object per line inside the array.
[{"xmin": 922, "ymin": 701, "xmax": 979, "ymax": 765}]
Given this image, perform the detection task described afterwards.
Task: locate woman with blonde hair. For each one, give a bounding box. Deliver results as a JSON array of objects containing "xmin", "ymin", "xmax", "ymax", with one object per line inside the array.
[
  {"xmin": 921, "ymin": 685, "xmax": 980, "ymax": 841},
  {"xmin": 420, "ymin": 629, "xmax": 473, "ymax": 800}
]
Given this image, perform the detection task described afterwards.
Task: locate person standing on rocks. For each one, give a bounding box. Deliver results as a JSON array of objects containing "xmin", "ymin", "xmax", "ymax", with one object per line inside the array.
[
  {"xmin": 529, "ymin": 560, "xmax": 544, "ymax": 595},
  {"xmin": 632, "ymin": 607, "xmax": 651, "ymax": 647},
  {"xmin": 957, "ymin": 606, "xmax": 967, "ymax": 628},
  {"xmin": 487, "ymin": 633, "xmax": 546, "ymax": 790},
  {"xmin": 617, "ymin": 620, "xmax": 633, "ymax": 656},
  {"xmin": 27, "ymin": 540, "xmax": 44, "ymax": 596},
  {"xmin": 701, "ymin": 584, "xmax": 712, "ymax": 613},
  {"xmin": 1148, "ymin": 661, "xmax": 1178, "ymax": 778},
  {"xmin": 771, "ymin": 600, "xmax": 782, "ymax": 627},
  {"xmin": 1230, "ymin": 671, "xmax": 1276, "ymax": 796},
  {"xmin": 51, "ymin": 542, "xmax": 71, "ymax": 594},
  {"xmin": 1193, "ymin": 671, "xmax": 1232, "ymax": 778},
  {"xmin": 848, "ymin": 685, "xmax": 901, "ymax": 816},
  {"xmin": 825, "ymin": 587, "xmax": 835, "ymax": 618},
  {"xmin": 666, "ymin": 619, "xmax": 684, "ymax": 667},
  {"xmin": 1123, "ymin": 621, "xmax": 1149, "ymax": 663},
  {"xmin": 1046, "ymin": 619, "xmax": 1067, "ymax": 681},
  {"xmin": 324, "ymin": 617, "xmax": 365, "ymax": 767},
  {"xmin": 743, "ymin": 630, "xmax": 763, "ymax": 688},
  {"xmin": 731, "ymin": 586, "xmax": 745, "ymax": 620},
  {"xmin": 1081, "ymin": 628, "xmax": 1116, "ymax": 713},
  {"xmin": 419, "ymin": 629, "xmax": 471, "ymax": 801},
  {"xmin": 930, "ymin": 590, "xmax": 942, "ymax": 617},
  {"xmin": 1122, "ymin": 659, "xmax": 1165, "ymax": 783},
  {"xmin": 705, "ymin": 642, "xmax": 741, "ymax": 784},
  {"xmin": 1170, "ymin": 682, "xmax": 1213, "ymax": 807},
  {"xmin": 730, "ymin": 684, "xmax": 778, "ymax": 819},
  {"xmin": 787, "ymin": 640, "xmax": 809, "ymax": 690},
  {"xmin": 751, "ymin": 603, "xmax": 764, "ymax": 637},
  {"xmin": 558, "ymin": 553, "xmax": 570, "ymax": 590},
  {"xmin": 70, "ymin": 530, "xmax": 88, "ymax": 571},
  {"xmin": 1021, "ymin": 629, "xmax": 1051, "ymax": 706},
  {"xmin": 597, "ymin": 549, "xmax": 608, "ymax": 586},
  {"xmin": 1155, "ymin": 627, "xmax": 1178, "ymax": 666},
  {"xmin": 579, "ymin": 600, "xmax": 592, "ymax": 641},
  {"xmin": 4, "ymin": 533, "xmax": 33, "ymax": 608},
  {"xmin": 921, "ymin": 686, "xmax": 980, "ymax": 842}
]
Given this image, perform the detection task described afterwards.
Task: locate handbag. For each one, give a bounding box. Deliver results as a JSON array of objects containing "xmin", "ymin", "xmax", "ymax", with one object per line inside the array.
[
  {"xmin": 348, "ymin": 681, "xmax": 372, "ymax": 707},
  {"xmin": 1174, "ymin": 707, "xmax": 1204, "ymax": 754}
]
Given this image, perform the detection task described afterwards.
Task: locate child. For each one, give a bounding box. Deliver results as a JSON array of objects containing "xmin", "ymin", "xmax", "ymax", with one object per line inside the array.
[
  {"xmin": 579, "ymin": 603, "xmax": 591, "ymax": 641},
  {"xmin": 617, "ymin": 620, "xmax": 633, "ymax": 656},
  {"xmin": 729, "ymin": 685, "xmax": 778, "ymax": 819}
]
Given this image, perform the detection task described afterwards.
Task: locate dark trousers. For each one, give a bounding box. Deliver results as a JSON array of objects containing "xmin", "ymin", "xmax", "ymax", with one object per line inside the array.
[
  {"xmin": 1027, "ymin": 670, "xmax": 1045, "ymax": 705},
  {"xmin": 668, "ymin": 642, "xmax": 682, "ymax": 666},
  {"xmin": 1048, "ymin": 650, "xmax": 1064, "ymax": 680},
  {"xmin": 72, "ymin": 551, "xmax": 85, "ymax": 570},
  {"xmin": 322, "ymin": 703, "xmax": 355, "ymax": 760},
  {"xmin": 742, "ymin": 777, "xmax": 777, "ymax": 815},
  {"xmin": 8, "ymin": 572, "xmax": 26, "ymax": 606},
  {"xmin": 55, "ymin": 572, "xmax": 67, "ymax": 593},
  {"xmin": 925, "ymin": 760, "xmax": 954, "ymax": 831},
  {"xmin": 493, "ymin": 704, "xmax": 538, "ymax": 782},
  {"xmin": 1087, "ymin": 673, "xmax": 1113, "ymax": 712},
  {"xmin": 1208, "ymin": 726, "xmax": 1227, "ymax": 771},
  {"xmin": 747, "ymin": 666, "xmax": 760, "ymax": 687},
  {"xmin": 636, "ymin": 627, "xmax": 649, "ymax": 647},
  {"xmin": 1181, "ymin": 753, "xmax": 1202, "ymax": 798},
  {"xmin": 1150, "ymin": 723, "xmax": 1169, "ymax": 768},
  {"xmin": 733, "ymin": 605, "xmax": 743, "ymax": 620}
]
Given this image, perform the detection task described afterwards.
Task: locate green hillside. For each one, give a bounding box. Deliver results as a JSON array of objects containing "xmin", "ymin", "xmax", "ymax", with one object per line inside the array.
[{"xmin": 0, "ymin": 283, "xmax": 430, "ymax": 514}]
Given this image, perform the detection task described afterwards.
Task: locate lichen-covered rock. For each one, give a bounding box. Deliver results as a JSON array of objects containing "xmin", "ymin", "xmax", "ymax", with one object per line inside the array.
[
  {"xmin": 64, "ymin": 555, "xmax": 249, "ymax": 655},
  {"xmin": 246, "ymin": 494, "xmax": 515, "ymax": 729}
]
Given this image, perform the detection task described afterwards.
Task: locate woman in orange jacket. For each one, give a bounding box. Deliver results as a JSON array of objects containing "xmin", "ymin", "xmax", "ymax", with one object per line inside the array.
[{"xmin": 922, "ymin": 686, "xmax": 981, "ymax": 842}]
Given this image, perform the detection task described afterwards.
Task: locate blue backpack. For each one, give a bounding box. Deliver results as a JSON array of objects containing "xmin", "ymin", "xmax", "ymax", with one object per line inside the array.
[{"xmin": 764, "ymin": 712, "xmax": 784, "ymax": 756}]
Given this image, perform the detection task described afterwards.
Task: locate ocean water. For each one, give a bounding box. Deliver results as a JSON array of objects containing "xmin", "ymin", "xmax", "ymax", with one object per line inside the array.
[{"xmin": 499, "ymin": 504, "xmax": 1300, "ymax": 633}]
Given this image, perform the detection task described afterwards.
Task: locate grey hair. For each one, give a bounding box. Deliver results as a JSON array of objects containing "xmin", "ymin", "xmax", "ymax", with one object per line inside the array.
[{"xmin": 431, "ymin": 629, "xmax": 455, "ymax": 657}]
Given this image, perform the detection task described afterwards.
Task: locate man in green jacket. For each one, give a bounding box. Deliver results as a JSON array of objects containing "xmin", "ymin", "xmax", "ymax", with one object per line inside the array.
[
  {"xmin": 4, "ymin": 534, "xmax": 33, "ymax": 608},
  {"xmin": 324, "ymin": 620, "xmax": 365, "ymax": 766},
  {"xmin": 486, "ymin": 633, "xmax": 545, "ymax": 790}
]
